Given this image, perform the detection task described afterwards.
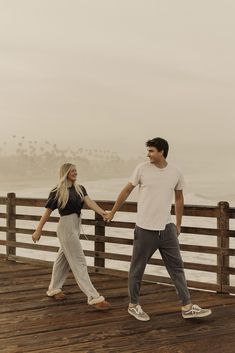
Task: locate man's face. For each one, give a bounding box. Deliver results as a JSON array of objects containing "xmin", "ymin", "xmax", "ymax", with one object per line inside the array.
[{"xmin": 147, "ymin": 147, "xmax": 163, "ymax": 163}]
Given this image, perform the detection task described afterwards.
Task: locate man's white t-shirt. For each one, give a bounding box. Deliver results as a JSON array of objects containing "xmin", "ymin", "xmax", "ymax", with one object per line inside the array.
[{"xmin": 129, "ymin": 162, "xmax": 184, "ymax": 231}]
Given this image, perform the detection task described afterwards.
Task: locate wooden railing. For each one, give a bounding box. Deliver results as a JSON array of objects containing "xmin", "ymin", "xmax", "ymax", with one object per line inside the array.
[{"xmin": 0, "ymin": 193, "xmax": 235, "ymax": 294}]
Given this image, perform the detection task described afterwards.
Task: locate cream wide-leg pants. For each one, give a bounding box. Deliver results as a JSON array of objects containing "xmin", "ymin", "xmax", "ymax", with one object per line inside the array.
[{"xmin": 47, "ymin": 213, "xmax": 104, "ymax": 305}]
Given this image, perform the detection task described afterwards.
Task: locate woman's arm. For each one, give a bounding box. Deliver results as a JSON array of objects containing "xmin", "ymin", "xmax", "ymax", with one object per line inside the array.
[
  {"xmin": 32, "ymin": 208, "xmax": 53, "ymax": 243},
  {"xmin": 84, "ymin": 196, "xmax": 105, "ymax": 217}
]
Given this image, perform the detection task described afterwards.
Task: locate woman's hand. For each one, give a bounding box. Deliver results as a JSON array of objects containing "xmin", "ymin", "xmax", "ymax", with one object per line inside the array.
[
  {"xmin": 31, "ymin": 208, "xmax": 52, "ymax": 243},
  {"xmin": 103, "ymin": 211, "xmax": 114, "ymax": 223},
  {"xmin": 32, "ymin": 230, "xmax": 42, "ymax": 243}
]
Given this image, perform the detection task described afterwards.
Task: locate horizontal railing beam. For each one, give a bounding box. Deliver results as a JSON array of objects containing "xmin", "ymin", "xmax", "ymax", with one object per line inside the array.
[
  {"xmin": 0, "ymin": 197, "xmax": 7, "ymax": 204},
  {"xmin": 0, "ymin": 240, "xmax": 58, "ymax": 252}
]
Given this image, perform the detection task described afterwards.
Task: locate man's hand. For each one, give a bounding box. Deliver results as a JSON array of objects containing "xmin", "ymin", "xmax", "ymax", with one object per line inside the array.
[{"xmin": 103, "ymin": 211, "xmax": 114, "ymax": 223}]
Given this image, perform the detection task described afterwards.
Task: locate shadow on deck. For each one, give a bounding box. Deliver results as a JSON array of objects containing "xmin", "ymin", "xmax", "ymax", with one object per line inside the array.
[{"xmin": 1, "ymin": 259, "xmax": 235, "ymax": 353}]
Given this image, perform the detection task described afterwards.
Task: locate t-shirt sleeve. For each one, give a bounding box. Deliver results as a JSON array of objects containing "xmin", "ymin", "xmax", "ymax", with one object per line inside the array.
[
  {"xmin": 129, "ymin": 164, "xmax": 142, "ymax": 186},
  {"xmin": 175, "ymin": 171, "xmax": 185, "ymax": 190},
  {"xmin": 45, "ymin": 190, "xmax": 58, "ymax": 210},
  {"xmin": 80, "ymin": 185, "xmax": 88, "ymax": 197}
]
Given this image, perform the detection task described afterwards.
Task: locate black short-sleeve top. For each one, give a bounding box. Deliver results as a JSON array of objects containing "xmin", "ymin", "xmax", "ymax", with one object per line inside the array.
[{"xmin": 45, "ymin": 185, "xmax": 88, "ymax": 216}]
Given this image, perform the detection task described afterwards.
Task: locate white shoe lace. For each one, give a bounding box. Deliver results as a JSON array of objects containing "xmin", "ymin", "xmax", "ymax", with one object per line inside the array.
[
  {"xmin": 134, "ymin": 305, "xmax": 144, "ymax": 314},
  {"xmin": 188, "ymin": 304, "xmax": 202, "ymax": 315}
]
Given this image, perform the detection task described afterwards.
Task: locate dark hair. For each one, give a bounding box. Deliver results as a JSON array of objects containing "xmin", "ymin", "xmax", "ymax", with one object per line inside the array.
[{"xmin": 146, "ymin": 137, "xmax": 169, "ymax": 158}]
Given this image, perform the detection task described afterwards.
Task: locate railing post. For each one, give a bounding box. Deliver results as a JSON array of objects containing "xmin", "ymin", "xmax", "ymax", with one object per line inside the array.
[
  {"xmin": 94, "ymin": 213, "xmax": 105, "ymax": 268},
  {"xmin": 217, "ymin": 201, "xmax": 230, "ymax": 294},
  {"xmin": 6, "ymin": 192, "xmax": 16, "ymax": 259}
]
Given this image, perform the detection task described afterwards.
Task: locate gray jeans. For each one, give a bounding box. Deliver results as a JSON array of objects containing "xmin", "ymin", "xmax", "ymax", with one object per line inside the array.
[{"xmin": 128, "ymin": 223, "xmax": 191, "ymax": 306}]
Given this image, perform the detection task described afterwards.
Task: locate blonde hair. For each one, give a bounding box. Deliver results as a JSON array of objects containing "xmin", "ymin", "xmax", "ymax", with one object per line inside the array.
[{"xmin": 52, "ymin": 163, "xmax": 84, "ymax": 209}]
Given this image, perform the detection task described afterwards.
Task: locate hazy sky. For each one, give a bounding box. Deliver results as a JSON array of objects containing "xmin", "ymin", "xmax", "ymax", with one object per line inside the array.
[{"xmin": 1, "ymin": 0, "xmax": 235, "ymax": 157}]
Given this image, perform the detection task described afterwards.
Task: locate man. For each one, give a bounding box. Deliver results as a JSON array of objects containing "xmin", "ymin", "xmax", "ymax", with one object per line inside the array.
[{"xmin": 105, "ymin": 137, "xmax": 212, "ymax": 321}]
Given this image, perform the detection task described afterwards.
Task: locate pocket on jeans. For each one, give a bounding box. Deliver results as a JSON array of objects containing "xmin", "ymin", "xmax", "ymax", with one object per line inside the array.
[
  {"xmin": 134, "ymin": 226, "xmax": 140, "ymax": 240},
  {"xmin": 134, "ymin": 227, "xmax": 137, "ymax": 240},
  {"xmin": 171, "ymin": 223, "xmax": 178, "ymax": 236}
]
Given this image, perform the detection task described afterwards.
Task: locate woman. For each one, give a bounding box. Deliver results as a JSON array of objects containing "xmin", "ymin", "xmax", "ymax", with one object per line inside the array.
[{"xmin": 32, "ymin": 163, "xmax": 111, "ymax": 310}]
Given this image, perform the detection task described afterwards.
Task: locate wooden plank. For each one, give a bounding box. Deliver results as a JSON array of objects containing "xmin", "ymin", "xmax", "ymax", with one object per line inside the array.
[
  {"xmin": 1, "ymin": 261, "xmax": 235, "ymax": 353},
  {"xmin": 80, "ymin": 234, "xmax": 133, "ymax": 245},
  {"xmin": 0, "ymin": 240, "xmax": 58, "ymax": 253},
  {"xmin": 1, "ymin": 304, "xmax": 235, "ymax": 353},
  {"xmin": 228, "ymin": 248, "xmax": 235, "ymax": 255},
  {"xmin": 16, "ymin": 214, "xmax": 60, "ymax": 223},
  {"xmin": 228, "ymin": 229, "xmax": 235, "ymax": 238},
  {"xmin": 0, "ymin": 197, "xmax": 7, "ymax": 204},
  {"xmin": 7, "ymin": 227, "xmax": 57, "ymax": 237},
  {"xmin": 228, "ymin": 208, "xmax": 235, "ymax": 219},
  {"xmin": 94, "ymin": 213, "xmax": 105, "ymax": 267},
  {"xmin": 181, "ymin": 226, "xmax": 218, "ymax": 236},
  {"xmin": 181, "ymin": 204, "xmax": 219, "ymax": 217},
  {"xmin": 15, "ymin": 198, "xmax": 46, "ymax": 207},
  {"xmin": 226, "ymin": 267, "xmax": 235, "ymax": 275},
  {"xmin": 222, "ymin": 285, "xmax": 235, "ymax": 294},
  {"xmin": 6, "ymin": 255, "xmax": 53, "ymax": 266},
  {"xmin": 98, "ymin": 220, "xmax": 135, "ymax": 229},
  {"xmin": 86, "ymin": 201, "xmax": 137, "ymax": 213},
  {"xmin": 8, "ymin": 214, "xmax": 225, "ymax": 236},
  {"xmin": 0, "ymin": 258, "xmax": 220, "ymax": 295},
  {"xmin": 6, "ymin": 193, "xmax": 16, "ymax": 257},
  {"xmin": 217, "ymin": 201, "xmax": 230, "ymax": 293},
  {"xmin": 180, "ymin": 244, "xmax": 220, "ymax": 254}
]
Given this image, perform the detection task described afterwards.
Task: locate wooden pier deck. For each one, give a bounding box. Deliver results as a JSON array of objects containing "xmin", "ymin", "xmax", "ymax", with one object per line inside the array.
[{"xmin": 1, "ymin": 259, "xmax": 235, "ymax": 353}]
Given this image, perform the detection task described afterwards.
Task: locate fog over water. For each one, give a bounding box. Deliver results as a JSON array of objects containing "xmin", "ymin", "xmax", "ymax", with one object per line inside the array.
[{"xmin": 1, "ymin": 0, "xmax": 235, "ymax": 203}]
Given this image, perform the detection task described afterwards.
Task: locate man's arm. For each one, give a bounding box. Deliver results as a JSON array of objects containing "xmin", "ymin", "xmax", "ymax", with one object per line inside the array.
[
  {"xmin": 174, "ymin": 189, "xmax": 184, "ymax": 236},
  {"xmin": 105, "ymin": 182, "xmax": 135, "ymax": 222}
]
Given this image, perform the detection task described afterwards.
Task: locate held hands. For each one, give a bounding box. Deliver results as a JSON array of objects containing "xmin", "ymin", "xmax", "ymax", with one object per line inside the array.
[
  {"xmin": 32, "ymin": 230, "xmax": 42, "ymax": 243},
  {"xmin": 102, "ymin": 211, "xmax": 114, "ymax": 223}
]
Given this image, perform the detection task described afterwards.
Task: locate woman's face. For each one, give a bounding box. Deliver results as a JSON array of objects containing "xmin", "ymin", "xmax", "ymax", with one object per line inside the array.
[{"xmin": 67, "ymin": 166, "xmax": 77, "ymax": 183}]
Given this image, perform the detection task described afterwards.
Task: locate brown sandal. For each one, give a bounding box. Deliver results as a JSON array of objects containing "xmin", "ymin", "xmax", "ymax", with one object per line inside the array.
[
  {"xmin": 52, "ymin": 292, "xmax": 67, "ymax": 301},
  {"xmin": 91, "ymin": 300, "xmax": 111, "ymax": 310}
]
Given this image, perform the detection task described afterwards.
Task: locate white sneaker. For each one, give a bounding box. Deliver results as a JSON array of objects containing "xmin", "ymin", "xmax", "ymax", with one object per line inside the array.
[
  {"xmin": 182, "ymin": 304, "xmax": 212, "ymax": 319},
  {"xmin": 128, "ymin": 304, "xmax": 150, "ymax": 321}
]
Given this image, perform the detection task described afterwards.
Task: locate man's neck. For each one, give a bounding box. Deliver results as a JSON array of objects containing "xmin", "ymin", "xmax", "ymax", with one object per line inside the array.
[{"xmin": 152, "ymin": 160, "xmax": 168, "ymax": 169}]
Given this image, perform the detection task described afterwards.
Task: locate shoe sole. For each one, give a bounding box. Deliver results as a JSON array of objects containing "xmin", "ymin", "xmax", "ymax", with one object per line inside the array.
[
  {"xmin": 128, "ymin": 309, "xmax": 150, "ymax": 321},
  {"xmin": 92, "ymin": 305, "xmax": 111, "ymax": 311},
  {"xmin": 182, "ymin": 309, "xmax": 212, "ymax": 319}
]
